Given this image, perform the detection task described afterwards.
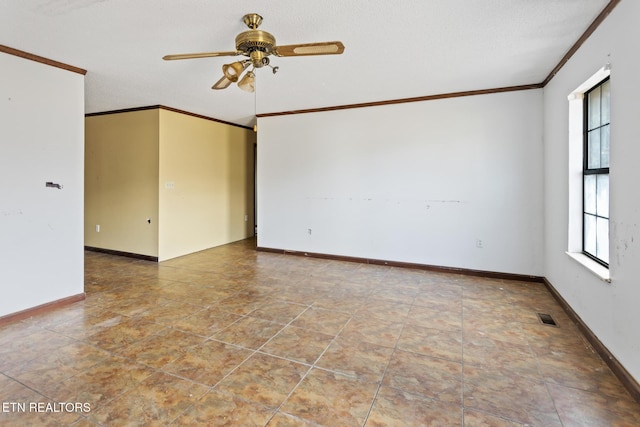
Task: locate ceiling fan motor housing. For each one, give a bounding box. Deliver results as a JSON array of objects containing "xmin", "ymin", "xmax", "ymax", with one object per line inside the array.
[
  {"xmin": 236, "ymin": 30, "xmax": 276, "ymax": 67},
  {"xmin": 236, "ymin": 30, "xmax": 275, "ymax": 54}
]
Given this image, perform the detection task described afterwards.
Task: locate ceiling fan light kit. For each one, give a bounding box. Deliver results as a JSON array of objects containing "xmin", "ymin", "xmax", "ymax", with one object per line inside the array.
[
  {"xmin": 222, "ymin": 61, "xmax": 249, "ymax": 82},
  {"xmin": 238, "ymin": 70, "xmax": 256, "ymax": 92},
  {"xmin": 163, "ymin": 13, "xmax": 344, "ymax": 93}
]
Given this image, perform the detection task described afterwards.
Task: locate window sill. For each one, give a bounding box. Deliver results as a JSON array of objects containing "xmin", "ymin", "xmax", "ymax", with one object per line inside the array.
[{"xmin": 566, "ymin": 252, "xmax": 611, "ymax": 283}]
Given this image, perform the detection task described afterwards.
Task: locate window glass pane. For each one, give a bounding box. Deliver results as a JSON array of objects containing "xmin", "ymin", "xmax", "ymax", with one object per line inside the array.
[
  {"xmin": 583, "ymin": 77, "xmax": 609, "ymax": 267},
  {"xmin": 584, "ymin": 214, "xmax": 597, "ymax": 256},
  {"xmin": 601, "ymin": 79, "xmax": 610, "ymax": 125},
  {"xmin": 584, "ymin": 175, "xmax": 596, "ymax": 215},
  {"xmin": 588, "ymin": 86, "xmax": 601, "ymax": 129},
  {"xmin": 600, "ymin": 124, "xmax": 610, "ymax": 168},
  {"xmin": 588, "ymin": 130, "xmax": 601, "ymax": 169},
  {"xmin": 596, "ymin": 174, "xmax": 609, "ymax": 218},
  {"xmin": 596, "ymin": 217, "xmax": 609, "ymax": 264}
]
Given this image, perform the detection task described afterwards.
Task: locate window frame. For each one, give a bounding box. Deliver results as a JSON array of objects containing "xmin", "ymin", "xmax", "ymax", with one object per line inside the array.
[{"xmin": 582, "ymin": 76, "xmax": 610, "ymax": 267}]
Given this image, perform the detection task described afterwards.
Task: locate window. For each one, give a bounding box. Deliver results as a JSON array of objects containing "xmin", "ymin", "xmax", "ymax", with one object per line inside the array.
[
  {"xmin": 583, "ymin": 77, "xmax": 610, "ymax": 266},
  {"xmin": 567, "ymin": 66, "xmax": 610, "ymax": 281}
]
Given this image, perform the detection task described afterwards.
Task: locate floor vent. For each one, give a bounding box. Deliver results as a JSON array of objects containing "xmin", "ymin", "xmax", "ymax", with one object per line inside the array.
[{"xmin": 537, "ymin": 313, "xmax": 558, "ymax": 327}]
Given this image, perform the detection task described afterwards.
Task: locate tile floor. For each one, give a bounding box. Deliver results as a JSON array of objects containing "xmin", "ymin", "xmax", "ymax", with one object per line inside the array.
[{"xmin": 1, "ymin": 238, "xmax": 639, "ymax": 426}]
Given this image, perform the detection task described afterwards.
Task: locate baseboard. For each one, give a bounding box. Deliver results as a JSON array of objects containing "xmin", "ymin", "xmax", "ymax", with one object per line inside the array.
[
  {"xmin": 543, "ymin": 278, "xmax": 640, "ymax": 403},
  {"xmin": 84, "ymin": 246, "xmax": 159, "ymax": 262},
  {"xmin": 0, "ymin": 293, "xmax": 85, "ymax": 326},
  {"xmin": 256, "ymin": 246, "xmax": 544, "ymax": 283}
]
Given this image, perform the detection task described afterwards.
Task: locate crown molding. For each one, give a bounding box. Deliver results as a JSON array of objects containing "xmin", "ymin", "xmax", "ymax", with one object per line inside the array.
[{"xmin": 0, "ymin": 44, "xmax": 86, "ymax": 75}]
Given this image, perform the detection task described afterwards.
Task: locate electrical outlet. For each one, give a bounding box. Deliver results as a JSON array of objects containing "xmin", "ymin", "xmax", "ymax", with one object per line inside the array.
[
  {"xmin": 96, "ymin": 224, "xmax": 100, "ymax": 232},
  {"xmin": 244, "ymin": 215, "xmax": 248, "ymax": 222},
  {"xmin": 476, "ymin": 239, "xmax": 483, "ymax": 248},
  {"xmin": 308, "ymin": 228, "xmax": 312, "ymax": 235},
  {"xmin": 165, "ymin": 181, "xmax": 175, "ymax": 189}
]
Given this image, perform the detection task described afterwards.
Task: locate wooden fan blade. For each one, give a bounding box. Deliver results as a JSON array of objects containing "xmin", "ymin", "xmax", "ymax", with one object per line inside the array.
[
  {"xmin": 163, "ymin": 51, "xmax": 238, "ymax": 61},
  {"xmin": 274, "ymin": 41, "xmax": 344, "ymax": 57},
  {"xmin": 212, "ymin": 75, "xmax": 232, "ymax": 90}
]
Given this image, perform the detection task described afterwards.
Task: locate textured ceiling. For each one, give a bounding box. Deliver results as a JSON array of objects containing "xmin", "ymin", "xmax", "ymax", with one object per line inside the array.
[{"xmin": 1, "ymin": 0, "xmax": 610, "ymax": 127}]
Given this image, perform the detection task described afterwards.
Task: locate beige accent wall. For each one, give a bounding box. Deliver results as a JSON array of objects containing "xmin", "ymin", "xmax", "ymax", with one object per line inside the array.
[
  {"xmin": 85, "ymin": 107, "xmax": 255, "ymax": 261},
  {"xmin": 85, "ymin": 109, "xmax": 160, "ymax": 257},
  {"xmin": 158, "ymin": 109, "xmax": 255, "ymax": 261}
]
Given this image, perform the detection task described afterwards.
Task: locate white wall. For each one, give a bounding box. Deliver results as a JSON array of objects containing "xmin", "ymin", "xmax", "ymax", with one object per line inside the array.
[
  {"xmin": 544, "ymin": 0, "xmax": 640, "ymax": 382},
  {"xmin": 0, "ymin": 52, "xmax": 84, "ymax": 317},
  {"xmin": 258, "ymin": 89, "xmax": 544, "ymax": 276}
]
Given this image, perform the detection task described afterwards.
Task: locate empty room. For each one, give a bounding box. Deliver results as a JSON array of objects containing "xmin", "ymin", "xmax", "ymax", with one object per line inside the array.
[{"xmin": 1, "ymin": 0, "xmax": 640, "ymax": 425}]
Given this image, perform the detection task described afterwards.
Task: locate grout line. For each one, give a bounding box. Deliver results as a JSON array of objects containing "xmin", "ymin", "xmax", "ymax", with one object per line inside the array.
[
  {"xmin": 361, "ymin": 298, "xmax": 415, "ymax": 426},
  {"xmin": 460, "ymin": 279, "xmax": 466, "ymax": 424},
  {"xmin": 262, "ymin": 302, "xmax": 355, "ymax": 425},
  {"xmin": 197, "ymin": 302, "xmax": 319, "ymax": 416}
]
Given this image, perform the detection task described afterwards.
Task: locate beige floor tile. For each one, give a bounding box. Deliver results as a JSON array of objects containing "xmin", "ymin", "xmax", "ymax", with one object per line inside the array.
[
  {"xmin": 266, "ymin": 411, "xmax": 318, "ymax": 426},
  {"xmin": 383, "ymin": 349, "xmax": 463, "ymax": 404},
  {"xmin": 547, "ymin": 382, "xmax": 640, "ymax": 427},
  {"xmin": 407, "ymin": 303, "xmax": 462, "ymax": 331},
  {"xmin": 117, "ymin": 328, "xmax": 206, "ymax": 368},
  {"xmin": 89, "ymin": 371, "xmax": 209, "ymax": 426},
  {"xmin": 290, "ymin": 306, "xmax": 351, "ymax": 335},
  {"xmin": 215, "ymin": 353, "xmax": 309, "ymax": 408},
  {"xmin": 161, "ymin": 340, "xmax": 252, "ymax": 386},
  {"xmin": 398, "ymin": 323, "xmax": 463, "ymax": 362},
  {"xmin": 316, "ymin": 337, "xmax": 394, "ymax": 383},
  {"xmin": 354, "ymin": 298, "xmax": 412, "ymax": 322},
  {"xmin": 366, "ymin": 386, "xmax": 463, "ymax": 426},
  {"xmin": 338, "ymin": 316, "xmax": 404, "ymax": 348},
  {"xmin": 463, "ymin": 336, "xmax": 540, "ymax": 380},
  {"xmin": 45, "ymin": 354, "xmax": 156, "ymax": 407},
  {"xmin": 260, "ymin": 325, "xmax": 334, "ymax": 364},
  {"xmin": 135, "ymin": 299, "xmax": 206, "ymax": 325},
  {"xmin": 0, "ymin": 238, "xmax": 638, "ymax": 425},
  {"xmin": 464, "ymin": 365, "xmax": 562, "ymax": 426},
  {"xmin": 4, "ymin": 341, "xmax": 112, "ymax": 392},
  {"xmin": 249, "ymin": 300, "xmax": 309, "ymax": 324},
  {"xmin": 280, "ymin": 368, "xmax": 379, "ymax": 426},
  {"xmin": 84, "ymin": 315, "xmax": 165, "ymax": 352},
  {"xmin": 212, "ymin": 316, "xmax": 284, "ymax": 350},
  {"xmin": 463, "ymin": 408, "xmax": 525, "ymax": 426},
  {"xmin": 173, "ymin": 389, "xmax": 276, "ymax": 426},
  {"xmin": 171, "ymin": 307, "xmax": 243, "ymax": 337}
]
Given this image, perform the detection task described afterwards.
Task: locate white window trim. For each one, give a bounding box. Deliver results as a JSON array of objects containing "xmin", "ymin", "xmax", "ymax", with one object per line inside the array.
[
  {"xmin": 566, "ymin": 251, "xmax": 611, "ymax": 282},
  {"xmin": 567, "ymin": 64, "xmax": 611, "ymax": 282}
]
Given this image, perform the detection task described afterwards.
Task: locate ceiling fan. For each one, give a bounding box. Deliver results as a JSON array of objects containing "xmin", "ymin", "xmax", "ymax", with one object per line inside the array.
[{"xmin": 163, "ymin": 13, "xmax": 345, "ymax": 93}]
